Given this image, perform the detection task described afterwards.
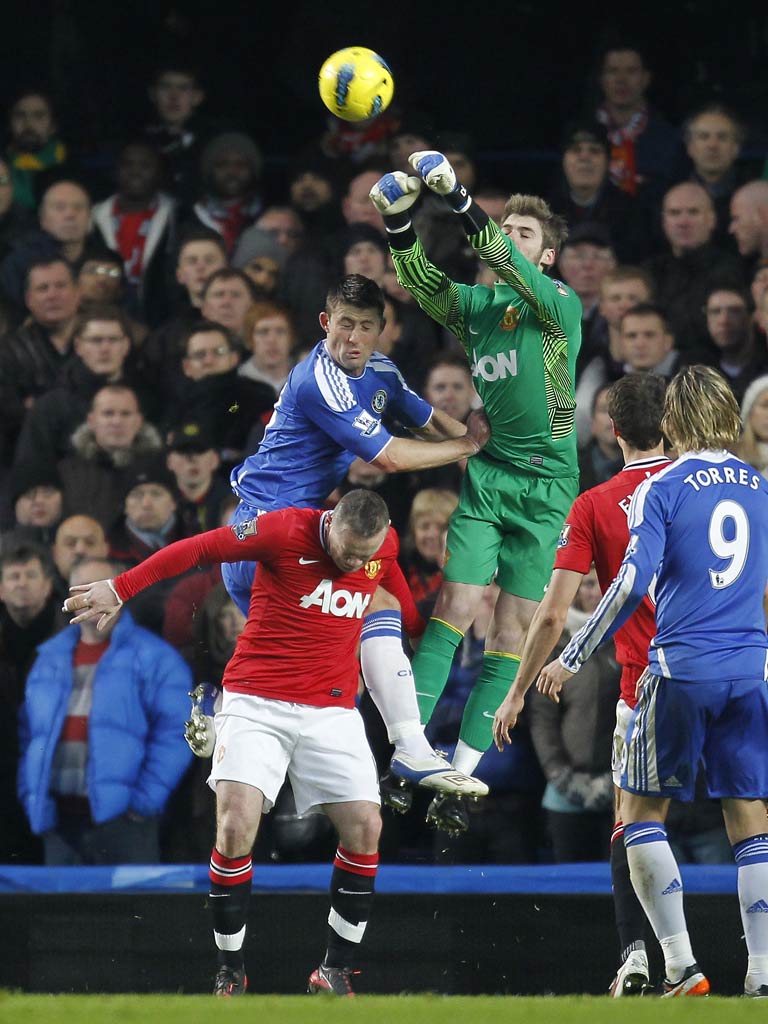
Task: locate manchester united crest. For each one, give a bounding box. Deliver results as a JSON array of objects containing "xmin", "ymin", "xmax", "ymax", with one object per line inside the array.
[
  {"xmin": 364, "ymin": 559, "xmax": 382, "ymax": 579},
  {"xmin": 500, "ymin": 305, "xmax": 520, "ymax": 331}
]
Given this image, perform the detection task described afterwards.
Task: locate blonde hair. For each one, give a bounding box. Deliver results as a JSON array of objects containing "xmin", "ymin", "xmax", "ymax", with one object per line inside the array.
[
  {"xmin": 408, "ymin": 488, "xmax": 459, "ymax": 535},
  {"xmin": 501, "ymin": 194, "xmax": 568, "ymax": 254},
  {"xmin": 736, "ymin": 374, "xmax": 768, "ymax": 471},
  {"xmin": 662, "ymin": 365, "xmax": 741, "ymax": 452}
]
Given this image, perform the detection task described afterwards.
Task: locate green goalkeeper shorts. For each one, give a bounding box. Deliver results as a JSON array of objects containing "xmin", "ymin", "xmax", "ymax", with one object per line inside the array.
[{"xmin": 442, "ymin": 454, "xmax": 578, "ymax": 600}]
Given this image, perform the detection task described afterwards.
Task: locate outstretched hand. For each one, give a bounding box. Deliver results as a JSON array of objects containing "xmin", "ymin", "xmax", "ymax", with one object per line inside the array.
[
  {"xmin": 408, "ymin": 151, "xmax": 458, "ymax": 195},
  {"xmin": 369, "ymin": 171, "xmax": 422, "ymax": 216},
  {"xmin": 63, "ymin": 579, "xmax": 123, "ymax": 631}
]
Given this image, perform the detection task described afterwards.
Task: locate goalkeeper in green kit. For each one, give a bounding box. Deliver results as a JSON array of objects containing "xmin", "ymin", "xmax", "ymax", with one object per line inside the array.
[{"xmin": 370, "ymin": 152, "xmax": 581, "ymax": 833}]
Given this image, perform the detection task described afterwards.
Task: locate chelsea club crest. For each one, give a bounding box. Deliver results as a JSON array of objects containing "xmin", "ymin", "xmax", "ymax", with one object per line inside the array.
[{"xmin": 371, "ymin": 390, "xmax": 388, "ymax": 414}]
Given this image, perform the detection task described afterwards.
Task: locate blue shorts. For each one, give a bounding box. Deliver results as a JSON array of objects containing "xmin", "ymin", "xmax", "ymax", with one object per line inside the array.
[
  {"xmin": 220, "ymin": 501, "xmax": 267, "ymax": 616},
  {"xmin": 621, "ymin": 674, "xmax": 768, "ymax": 800}
]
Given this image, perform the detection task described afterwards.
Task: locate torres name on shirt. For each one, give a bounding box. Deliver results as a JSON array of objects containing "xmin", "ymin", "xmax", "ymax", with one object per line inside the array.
[{"xmin": 113, "ymin": 507, "xmax": 421, "ymax": 708}]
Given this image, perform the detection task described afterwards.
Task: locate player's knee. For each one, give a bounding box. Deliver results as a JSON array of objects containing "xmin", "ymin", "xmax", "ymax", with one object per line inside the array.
[
  {"xmin": 216, "ymin": 801, "xmax": 256, "ymax": 857},
  {"xmin": 433, "ymin": 582, "xmax": 482, "ymax": 630},
  {"xmin": 339, "ymin": 806, "xmax": 382, "ymax": 853}
]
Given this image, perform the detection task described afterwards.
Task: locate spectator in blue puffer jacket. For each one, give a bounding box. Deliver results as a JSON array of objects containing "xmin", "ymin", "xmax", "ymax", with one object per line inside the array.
[{"xmin": 18, "ymin": 556, "xmax": 193, "ymax": 865}]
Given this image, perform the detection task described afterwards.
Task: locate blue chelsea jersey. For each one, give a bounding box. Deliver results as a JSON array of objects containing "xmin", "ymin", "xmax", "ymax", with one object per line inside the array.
[
  {"xmin": 230, "ymin": 340, "xmax": 433, "ymax": 510},
  {"xmin": 561, "ymin": 451, "xmax": 768, "ymax": 682}
]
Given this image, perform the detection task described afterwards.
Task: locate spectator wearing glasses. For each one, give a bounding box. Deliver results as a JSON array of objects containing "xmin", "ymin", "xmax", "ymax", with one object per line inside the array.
[
  {"xmin": 167, "ymin": 321, "xmax": 275, "ymax": 470},
  {"xmin": 12, "ymin": 305, "xmax": 149, "ymax": 467}
]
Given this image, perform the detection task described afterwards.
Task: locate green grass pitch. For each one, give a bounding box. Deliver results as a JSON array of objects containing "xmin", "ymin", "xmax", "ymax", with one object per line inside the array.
[{"xmin": 0, "ymin": 994, "xmax": 763, "ymax": 1024}]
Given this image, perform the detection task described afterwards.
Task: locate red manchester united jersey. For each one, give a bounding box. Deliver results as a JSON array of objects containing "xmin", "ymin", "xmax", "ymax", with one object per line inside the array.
[
  {"xmin": 554, "ymin": 456, "xmax": 670, "ymax": 706},
  {"xmin": 114, "ymin": 508, "xmax": 419, "ymax": 708}
]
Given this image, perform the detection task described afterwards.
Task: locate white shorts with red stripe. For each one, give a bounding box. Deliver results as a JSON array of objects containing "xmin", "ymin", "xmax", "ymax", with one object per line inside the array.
[{"xmin": 207, "ymin": 691, "xmax": 381, "ymax": 815}]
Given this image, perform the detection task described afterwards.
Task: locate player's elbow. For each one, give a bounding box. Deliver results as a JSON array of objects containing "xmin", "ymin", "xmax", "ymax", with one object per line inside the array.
[
  {"xmin": 371, "ymin": 442, "xmax": 399, "ymax": 473},
  {"xmin": 538, "ymin": 606, "xmax": 568, "ymax": 635}
]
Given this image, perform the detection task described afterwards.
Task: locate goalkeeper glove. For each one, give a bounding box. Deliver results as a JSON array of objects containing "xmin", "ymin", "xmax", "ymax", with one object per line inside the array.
[
  {"xmin": 409, "ymin": 150, "xmax": 472, "ymax": 212},
  {"xmin": 184, "ymin": 682, "xmax": 220, "ymax": 758},
  {"xmin": 369, "ymin": 172, "xmax": 421, "ymax": 231}
]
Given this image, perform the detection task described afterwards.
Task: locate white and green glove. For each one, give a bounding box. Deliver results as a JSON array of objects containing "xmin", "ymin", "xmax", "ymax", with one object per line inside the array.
[
  {"xmin": 409, "ymin": 150, "xmax": 472, "ymax": 212},
  {"xmin": 369, "ymin": 172, "xmax": 422, "ymax": 231}
]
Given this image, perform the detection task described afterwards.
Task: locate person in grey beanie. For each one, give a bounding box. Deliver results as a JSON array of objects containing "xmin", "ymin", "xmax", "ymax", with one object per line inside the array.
[{"xmin": 187, "ymin": 132, "xmax": 263, "ymax": 255}]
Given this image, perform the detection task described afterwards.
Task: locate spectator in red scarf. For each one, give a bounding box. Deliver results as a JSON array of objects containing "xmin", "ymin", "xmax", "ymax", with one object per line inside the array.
[
  {"xmin": 187, "ymin": 132, "xmax": 263, "ymax": 256},
  {"xmin": 92, "ymin": 142, "xmax": 177, "ymax": 327},
  {"xmin": 591, "ymin": 43, "xmax": 682, "ymax": 208}
]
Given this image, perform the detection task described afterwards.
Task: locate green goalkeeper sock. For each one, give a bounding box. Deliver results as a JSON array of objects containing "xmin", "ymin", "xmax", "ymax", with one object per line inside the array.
[
  {"xmin": 458, "ymin": 651, "xmax": 520, "ymax": 752},
  {"xmin": 413, "ymin": 617, "xmax": 465, "ymax": 724}
]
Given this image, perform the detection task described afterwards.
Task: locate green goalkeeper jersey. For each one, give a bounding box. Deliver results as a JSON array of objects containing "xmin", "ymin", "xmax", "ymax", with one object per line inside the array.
[{"xmin": 392, "ymin": 219, "xmax": 582, "ymax": 479}]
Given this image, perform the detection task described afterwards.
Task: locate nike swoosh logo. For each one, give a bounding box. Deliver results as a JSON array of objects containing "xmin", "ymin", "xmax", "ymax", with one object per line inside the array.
[
  {"xmin": 415, "ymin": 691, "xmax": 433, "ymax": 697},
  {"xmin": 336, "ymin": 889, "xmax": 364, "ymax": 895},
  {"xmin": 469, "ymin": 327, "xmax": 479, "ymax": 335},
  {"xmin": 482, "ymin": 711, "xmax": 495, "ymax": 718},
  {"xmin": 299, "ymin": 557, "xmax": 320, "ymax": 564}
]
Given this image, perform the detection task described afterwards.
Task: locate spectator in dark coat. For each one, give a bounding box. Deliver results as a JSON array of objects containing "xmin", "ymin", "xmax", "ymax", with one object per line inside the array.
[
  {"xmin": 57, "ymin": 384, "xmax": 163, "ymax": 529},
  {"xmin": 548, "ymin": 119, "xmax": 652, "ymax": 263}
]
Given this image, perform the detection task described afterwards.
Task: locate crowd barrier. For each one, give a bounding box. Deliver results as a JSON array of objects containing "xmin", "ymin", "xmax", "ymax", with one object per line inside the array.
[{"xmin": 0, "ymin": 863, "xmax": 745, "ymax": 995}]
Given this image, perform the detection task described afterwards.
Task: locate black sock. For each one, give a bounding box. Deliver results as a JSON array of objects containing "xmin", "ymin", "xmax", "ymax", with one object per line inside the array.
[
  {"xmin": 324, "ymin": 846, "xmax": 378, "ymax": 968},
  {"xmin": 209, "ymin": 847, "xmax": 253, "ymax": 970},
  {"xmin": 611, "ymin": 821, "xmax": 646, "ymax": 960}
]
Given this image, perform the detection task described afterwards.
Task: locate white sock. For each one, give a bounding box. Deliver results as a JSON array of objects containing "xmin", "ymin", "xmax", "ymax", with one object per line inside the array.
[
  {"xmin": 360, "ymin": 612, "xmax": 433, "ymax": 761},
  {"xmin": 624, "ymin": 821, "xmax": 693, "ymax": 981},
  {"xmin": 452, "ymin": 739, "xmax": 483, "ymax": 776},
  {"xmin": 735, "ymin": 835, "xmax": 768, "ymax": 987}
]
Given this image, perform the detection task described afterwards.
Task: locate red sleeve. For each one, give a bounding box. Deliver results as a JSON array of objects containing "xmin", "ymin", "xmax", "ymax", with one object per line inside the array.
[
  {"xmin": 553, "ymin": 492, "xmax": 595, "ymax": 574},
  {"xmin": 114, "ymin": 514, "xmax": 283, "ymax": 601},
  {"xmin": 380, "ymin": 551, "xmax": 426, "ymax": 639}
]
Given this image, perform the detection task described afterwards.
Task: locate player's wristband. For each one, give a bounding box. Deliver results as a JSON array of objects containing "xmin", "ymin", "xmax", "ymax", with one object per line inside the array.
[
  {"xmin": 443, "ymin": 182, "xmax": 473, "ymax": 214},
  {"xmin": 385, "ymin": 221, "xmax": 417, "ymax": 250},
  {"xmin": 382, "ymin": 208, "xmax": 413, "ymax": 232},
  {"xmin": 457, "ymin": 199, "xmax": 490, "ymax": 237}
]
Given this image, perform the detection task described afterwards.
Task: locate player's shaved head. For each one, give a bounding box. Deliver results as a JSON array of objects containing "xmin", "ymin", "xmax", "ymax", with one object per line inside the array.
[
  {"xmin": 663, "ymin": 365, "xmax": 741, "ymax": 453},
  {"xmin": 333, "ymin": 488, "xmax": 389, "ymax": 537}
]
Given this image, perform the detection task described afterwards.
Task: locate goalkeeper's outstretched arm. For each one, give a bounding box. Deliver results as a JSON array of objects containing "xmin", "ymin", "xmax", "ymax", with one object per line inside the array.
[{"xmin": 369, "ymin": 171, "xmax": 467, "ymax": 342}]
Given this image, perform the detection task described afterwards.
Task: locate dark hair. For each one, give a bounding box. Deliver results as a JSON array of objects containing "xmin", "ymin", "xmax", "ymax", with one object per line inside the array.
[
  {"xmin": 150, "ymin": 63, "xmax": 202, "ymax": 88},
  {"xmin": 0, "ymin": 541, "xmax": 54, "ymax": 579},
  {"xmin": 24, "ymin": 257, "xmax": 74, "ymax": 293},
  {"xmin": 606, "ymin": 373, "xmax": 666, "ymax": 450},
  {"xmin": 333, "ymin": 489, "xmax": 389, "ymax": 537},
  {"xmin": 425, "ymin": 352, "xmax": 473, "ymax": 381},
  {"xmin": 201, "ymin": 268, "xmax": 257, "ymax": 302},
  {"xmin": 89, "ymin": 383, "xmax": 140, "ymax": 411},
  {"xmin": 72, "ymin": 304, "xmax": 133, "ymax": 344},
  {"xmin": 183, "ymin": 319, "xmax": 236, "ymax": 355},
  {"xmin": 176, "ymin": 226, "xmax": 228, "ymax": 264},
  {"xmin": 325, "ymin": 275, "xmax": 385, "ymax": 322},
  {"xmin": 620, "ymin": 301, "xmax": 670, "ymax": 332}
]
